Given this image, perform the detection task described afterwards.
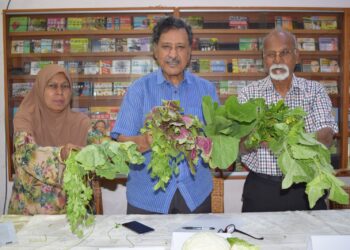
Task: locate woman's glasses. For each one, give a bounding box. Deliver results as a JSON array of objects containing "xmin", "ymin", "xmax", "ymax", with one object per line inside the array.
[
  {"xmin": 218, "ymin": 224, "xmax": 264, "ymax": 240},
  {"xmin": 46, "ymin": 82, "xmax": 71, "ymax": 92}
]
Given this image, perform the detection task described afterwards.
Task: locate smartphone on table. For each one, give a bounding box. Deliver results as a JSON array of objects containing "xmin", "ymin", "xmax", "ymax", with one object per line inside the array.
[{"xmin": 122, "ymin": 221, "xmax": 154, "ymax": 234}]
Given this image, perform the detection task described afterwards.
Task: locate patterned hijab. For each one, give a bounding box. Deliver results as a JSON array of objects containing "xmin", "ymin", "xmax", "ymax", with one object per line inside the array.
[{"xmin": 13, "ymin": 64, "xmax": 90, "ymax": 147}]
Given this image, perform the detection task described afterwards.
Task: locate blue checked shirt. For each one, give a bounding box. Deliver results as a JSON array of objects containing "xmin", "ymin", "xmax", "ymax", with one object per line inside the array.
[
  {"xmin": 238, "ymin": 75, "xmax": 338, "ymax": 176},
  {"xmin": 111, "ymin": 69, "xmax": 219, "ymax": 213}
]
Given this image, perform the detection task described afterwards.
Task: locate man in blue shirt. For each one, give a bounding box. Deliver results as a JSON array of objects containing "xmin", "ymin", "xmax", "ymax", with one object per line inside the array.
[{"xmin": 111, "ymin": 16, "xmax": 219, "ymax": 214}]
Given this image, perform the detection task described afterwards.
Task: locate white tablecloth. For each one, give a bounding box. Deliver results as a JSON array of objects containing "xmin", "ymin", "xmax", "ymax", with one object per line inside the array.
[{"xmin": 1, "ymin": 210, "xmax": 350, "ymax": 250}]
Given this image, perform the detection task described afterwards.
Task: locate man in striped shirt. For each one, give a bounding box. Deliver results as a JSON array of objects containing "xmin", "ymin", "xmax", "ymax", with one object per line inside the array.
[
  {"xmin": 111, "ymin": 16, "xmax": 219, "ymax": 214},
  {"xmin": 238, "ymin": 29, "xmax": 338, "ymax": 212}
]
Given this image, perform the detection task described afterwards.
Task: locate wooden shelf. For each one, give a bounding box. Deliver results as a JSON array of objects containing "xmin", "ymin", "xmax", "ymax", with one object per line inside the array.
[
  {"xmin": 8, "ymin": 29, "xmax": 153, "ymax": 37},
  {"xmin": 10, "ymin": 74, "xmax": 145, "ymax": 81},
  {"xmin": 12, "ymin": 96, "xmax": 124, "ymax": 107},
  {"xmin": 9, "ymin": 51, "xmax": 153, "ymax": 58},
  {"xmin": 4, "ymin": 7, "xmax": 349, "ymax": 180},
  {"xmin": 192, "ymin": 29, "xmax": 342, "ymax": 35}
]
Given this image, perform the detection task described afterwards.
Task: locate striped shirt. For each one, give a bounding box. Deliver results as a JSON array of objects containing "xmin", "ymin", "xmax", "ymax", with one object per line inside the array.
[
  {"xmin": 111, "ymin": 69, "xmax": 219, "ymax": 213},
  {"xmin": 238, "ymin": 75, "xmax": 338, "ymax": 176}
]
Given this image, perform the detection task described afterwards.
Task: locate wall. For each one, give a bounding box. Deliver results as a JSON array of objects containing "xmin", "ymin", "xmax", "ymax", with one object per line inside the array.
[{"xmin": 1, "ymin": 0, "xmax": 350, "ymax": 215}]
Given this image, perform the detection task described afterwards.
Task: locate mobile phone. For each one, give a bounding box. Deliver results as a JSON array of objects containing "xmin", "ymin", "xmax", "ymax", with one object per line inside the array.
[{"xmin": 122, "ymin": 221, "xmax": 154, "ymax": 234}]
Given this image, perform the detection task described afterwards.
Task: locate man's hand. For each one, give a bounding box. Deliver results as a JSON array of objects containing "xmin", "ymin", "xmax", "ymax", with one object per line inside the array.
[
  {"xmin": 316, "ymin": 127, "xmax": 334, "ymax": 148},
  {"xmin": 117, "ymin": 134, "xmax": 152, "ymax": 153},
  {"xmin": 61, "ymin": 143, "xmax": 81, "ymax": 161}
]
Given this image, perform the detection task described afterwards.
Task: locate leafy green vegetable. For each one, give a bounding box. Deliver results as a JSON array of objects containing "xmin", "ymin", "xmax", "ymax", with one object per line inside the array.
[
  {"xmin": 202, "ymin": 95, "xmax": 349, "ymax": 208},
  {"xmin": 63, "ymin": 140, "xmax": 144, "ymax": 237},
  {"xmin": 227, "ymin": 237, "xmax": 259, "ymax": 250},
  {"xmin": 141, "ymin": 100, "xmax": 212, "ymax": 191}
]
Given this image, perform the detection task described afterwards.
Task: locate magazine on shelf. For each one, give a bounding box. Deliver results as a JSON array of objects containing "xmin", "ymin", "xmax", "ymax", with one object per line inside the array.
[
  {"xmin": 52, "ymin": 39, "xmax": 64, "ymax": 53},
  {"xmin": 239, "ymin": 38, "xmax": 258, "ymax": 51},
  {"xmin": 238, "ymin": 58, "xmax": 256, "ymax": 73},
  {"xmin": 111, "ymin": 60, "xmax": 131, "ymax": 74},
  {"xmin": 133, "ymin": 16, "xmax": 149, "ymax": 30},
  {"xmin": 72, "ymin": 82, "xmax": 93, "ymax": 96},
  {"xmin": 210, "ymin": 60, "xmax": 226, "ymax": 73},
  {"xmin": 67, "ymin": 61, "xmax": 83, "ymax": 75},
  {"xmin": 30, "ymin": 61, "xmax": 53, "ymax": 75},
  {"xmin": 89, "ymin": 106, "xmax": 120, "ymax": 136},
  {"xmin": 319, "ymin": 80, "xmax": 338, "ymax": 94},
  {"xmin": 231, "ymin": 58, "xmax": 239, "ymax": 73},
  {"xmin": 199, "ymin": 59, "xmax": 210, "ymax": 73},
  {"xmin": 9, "ymin": 16, "xmax": 28, "ymax": 32},
  {"xmin": 131, "ymin": 58, "xmax": 152, "ymax": 74},
  {"xmin": 11, "ymin": 40, "xmax": 30, "ymax": 54},
  {"xmin": 274, "ymin": 16, "xmax": 293, "ymax": 30},
  {"xmin": 113, "ymin": 81, "xmax": 130, "ymax": 97},
  {"xmin": 319, "ymin": 58, "xmax": 340, "ymax": 73},
  {"xmin": 47, "ymin": 17, "xmax": 66, "ymax": 31},
  {"xmin": 83, "ymin": 61, "xmax": 100, "ymax": 75},
  {"xmin": 40, "ymin": 39, "xmax": 52, "ymax": 53},
  {"xmin": 302, "ymin": 59, "xmax": 320, "ymax": 73},
  {"xmin": 297, "ymin": 38, "xmax": 316, "ymax": 51},
  {"xmin": 30, "ymin": 39, "xmax": 41, "ymax": 53},
  {"xmin": 66, "ymin": 17, "xmax": 84, "ymax": 30},
  {"xmin": 86, "ymin": 16, "xmax": 106, "ymax": 30},
  {"xmin": 199, "ymin": 38, "xmax": 218, "ymax": 51},
  {"xmin": 184, "ymin": 16, "xmax": 203, "ymax": 29},
  {"xmin": 70, "ymin": 38, "xmax": 90, "ymax": 53},
  {"xmin": 229, "ymin": 16, "xmax": 248, "ymax": 30},
  {"xmin": 28, "ymin": 17, "xmax": 47, "ymax": 31},
  {"xmin": 318, "ymin": 37, "xmax": 338, "ymax": 51},
  {"xmin": 12, "ymin": 82, "xmax": 34, "ymax": 97},
  {"xmin": 100, "ymin": 60, "xmax": 112, "ymax": 75},
  {"xmin": 93, "ymin": 82, "xmax": 113, "ymax": 96},
  {"xmin": 115, "ymin": 38, "xmax": 128, "ymax": 52},
  {"xmin": 119, "ymin": 16, "xmax": 132, "ymax": 30}
]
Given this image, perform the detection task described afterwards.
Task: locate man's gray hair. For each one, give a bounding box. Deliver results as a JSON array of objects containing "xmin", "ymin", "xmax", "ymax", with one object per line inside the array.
[{"xmin": 262, "ymin": 28, "xmax": 298, "ymax": 52}]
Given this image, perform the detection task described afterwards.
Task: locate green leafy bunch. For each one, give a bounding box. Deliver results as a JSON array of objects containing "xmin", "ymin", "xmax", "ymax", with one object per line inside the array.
[
  {"xmin": 63, "ymin": 140, "xmax": 144, "ymax": 237},
  {"xmin": 141, "ymin": 100, "xmax": 213, "ymax": 191},
  {"xmin": 203, "ymin": 95, "xmax": 349, "ymax": 208}
]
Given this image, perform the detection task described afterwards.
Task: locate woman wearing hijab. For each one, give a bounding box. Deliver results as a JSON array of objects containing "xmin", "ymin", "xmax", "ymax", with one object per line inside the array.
[{"xmin": 8, "ymin": 64, "xmax": 92, "ymax": 215}]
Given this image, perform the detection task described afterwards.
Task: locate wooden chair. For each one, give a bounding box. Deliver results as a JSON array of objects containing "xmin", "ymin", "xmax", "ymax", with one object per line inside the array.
[
  {"xmin": 329, "ymin": 169, "xmax": 350, "ymax": 209},
  {"xmin": 91, "ymin": 176, "xmax": 103, "ymax": 214},
  {"xmin": 211, "ymin": 176, "xmax": 224, "ymax": 213}
]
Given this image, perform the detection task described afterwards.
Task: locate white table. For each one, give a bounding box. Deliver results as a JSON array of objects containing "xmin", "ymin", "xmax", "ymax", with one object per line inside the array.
[{"xmin": 1, "ymin": 210, "xmax": 350, "ymax": 250}]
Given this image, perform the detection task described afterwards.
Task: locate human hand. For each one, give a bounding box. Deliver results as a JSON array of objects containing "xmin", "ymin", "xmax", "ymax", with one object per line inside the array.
[
  {"xmin": 60, "ymin": 143, "xmax": 81, "ymax": 161},
  {"xmin": 138, "ymin": 133, "xmax": 153, "ymax": 153}
]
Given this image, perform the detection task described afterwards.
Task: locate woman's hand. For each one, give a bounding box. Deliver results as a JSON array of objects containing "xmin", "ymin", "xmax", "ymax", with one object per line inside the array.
[{"xmin": 60, "ymin": 143, "xmax": 81, "ymax": 161}]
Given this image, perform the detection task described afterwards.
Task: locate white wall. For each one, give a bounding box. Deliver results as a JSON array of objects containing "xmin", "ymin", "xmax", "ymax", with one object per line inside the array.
[{"xmin": 1, "ymin": 0, "xmax": 350, "ymax": 215}]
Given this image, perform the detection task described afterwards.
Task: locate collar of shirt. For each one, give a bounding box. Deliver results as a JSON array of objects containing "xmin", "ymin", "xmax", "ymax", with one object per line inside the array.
[
  {"xmin": 155, "ymin": 68, "xmax": 191, "ymax": 87},
  {"xmin": 261, "ymin": 74, "xmax": 305, "ymax": 95}
]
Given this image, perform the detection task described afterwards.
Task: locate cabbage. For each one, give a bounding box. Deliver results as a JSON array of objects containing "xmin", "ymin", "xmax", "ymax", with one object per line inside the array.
[
  {"xmin": 182, "ymin": 232, "xmax": 230, "ymax": 250},
  {"xmin": 227, "ymin": 237, "xmax": 259, "ymax": 250}
]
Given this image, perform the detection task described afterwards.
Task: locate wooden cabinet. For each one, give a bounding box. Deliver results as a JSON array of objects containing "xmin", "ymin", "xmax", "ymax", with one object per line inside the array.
[{"xmin": 3, "ymin": 7, "xmax": 350, "ymax": 179}]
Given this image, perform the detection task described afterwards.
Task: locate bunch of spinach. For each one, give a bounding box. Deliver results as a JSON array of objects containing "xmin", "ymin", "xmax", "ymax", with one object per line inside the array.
[
  {"xmin": 203, "ymin": 95, "xmax": 349, "ymax": 208},
  {"xmin": 141, "ymin": 100, "xmax": 212, "ymax": 191},
  {"xmin": 63, "ymin": 140, "xmax": 144, "ymax": 237}
]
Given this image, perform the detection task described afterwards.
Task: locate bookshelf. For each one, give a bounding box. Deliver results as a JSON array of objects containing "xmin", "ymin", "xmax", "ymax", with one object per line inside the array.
[
  {"xmin": 176, "ymin": 7, "xmax": 348, "ymax": 177},
  {"xmin": 3, "ymin": 7, "xmax": 350, "ymax": 179}
]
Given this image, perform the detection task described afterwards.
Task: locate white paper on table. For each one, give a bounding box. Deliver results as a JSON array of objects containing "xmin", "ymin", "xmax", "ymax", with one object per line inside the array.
[
  {"xmin": 177, "ymin": 214, "xmax": 243, "ymax": 232},
  {"xmin": 0, "ymin": 222, "xmax": 18, "ymax": 246},
  {"xmin": 307, "ymin": 235, "xmax": 350, "ymax": 250},
  {"xmin": 171, "ymin": 232, "xmax": 231, "ymax": 250},
  {"xmin": 99, "ymin": 247, "xmax": 165, "ymax": 250}
]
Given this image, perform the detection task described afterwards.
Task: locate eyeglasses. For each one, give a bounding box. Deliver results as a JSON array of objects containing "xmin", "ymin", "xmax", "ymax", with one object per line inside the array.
[
  {"xmin": 217, "ymin": 224, "xmax": 264, "ymax": 240},
  {"xmin": 46, "ymin": 82, "xmax": 71, "ymax": 92},
  {"xmin": 263, "ymin": 48, "xmax": 295, "ymax": 60}
]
